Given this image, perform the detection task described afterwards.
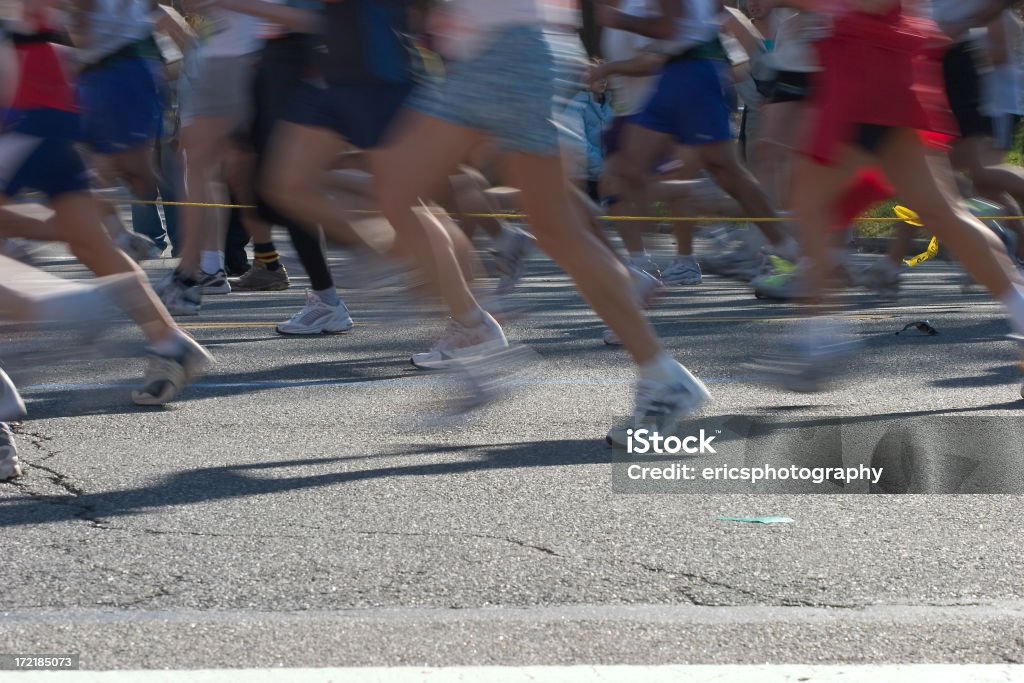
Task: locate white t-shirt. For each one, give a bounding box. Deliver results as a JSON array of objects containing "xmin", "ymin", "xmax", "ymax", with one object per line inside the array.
[
  {"xmin": 765, "ymin": 10, "xmax": 825, "ymax": 73},
  {"xmin": 984, "ymin": 11, "xmax": 1024, "ymax": 116},
  {"xmin": 198, "ymin": 9, "xmax": 262, "ymax": 58},
  {"xmin": 602, "ymin": 0, "xmax": 659, "ymax": 117},
  {"xmin": 665, "ymin": 0, "xmax": 720, "ymax": 54},
  {"xmin": 81, "ymin": 0, "xmax": 153, "ymax": 64}
]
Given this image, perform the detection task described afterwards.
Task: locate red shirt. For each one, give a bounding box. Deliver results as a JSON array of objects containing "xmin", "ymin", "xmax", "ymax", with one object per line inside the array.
[{"xmin": 11, "ymin": 28, "xmax": 77, "ymax": 113}]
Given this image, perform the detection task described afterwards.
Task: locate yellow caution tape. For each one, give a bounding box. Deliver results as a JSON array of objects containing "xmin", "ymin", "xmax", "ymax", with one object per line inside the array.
[
  {"xmin": 904, "ymin": 235, "xmax": 939, "ymax": 267},
  {"xmin": 893, "ymin": 205, "xmax": 938, "ymax": 267}
]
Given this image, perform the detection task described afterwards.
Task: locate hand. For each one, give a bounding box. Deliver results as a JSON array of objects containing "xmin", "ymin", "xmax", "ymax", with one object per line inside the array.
[{"xmin": 585, "ymin": 63, "xmax": 610, "ymax": 86}]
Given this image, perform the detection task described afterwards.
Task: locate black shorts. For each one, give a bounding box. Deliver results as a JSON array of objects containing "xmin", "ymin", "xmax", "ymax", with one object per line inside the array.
[
  {"xmin": 768, "ymin": 70, "xmax": 813, "ymax": 104},
  {"xmin": 856, "ymin": 124, "xmax": 896, "ymax": 155},
  {"xmin": 284, "ymin": 81, "xmax": 411, "ymax": 150},
  {"xmin": 942, "ymin": 41, "xmax": 993, "ymax": 139}
]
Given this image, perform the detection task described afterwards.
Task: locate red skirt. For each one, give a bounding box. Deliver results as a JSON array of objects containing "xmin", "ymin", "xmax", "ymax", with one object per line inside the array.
[{"xmin": 803, "ymin": 9, "xmax": 958, "ymax": 165}]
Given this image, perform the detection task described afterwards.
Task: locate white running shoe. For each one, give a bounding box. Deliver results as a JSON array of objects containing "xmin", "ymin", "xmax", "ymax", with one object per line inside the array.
[
  {"xmin": 607, "ymin": 362, "xmax": 711, "ymax": 446},
  {"xmin": 277, "ymin": 290, "xmax": 354, "ymax": 335},
  {"xmin": 159, "ymin": 276, "xmax": 201, "ymax": 316},
  {"xmin": 603, "ymin": 328, "xmax": 622, "ymax": 346},
  {"xmin": 746, "ymin": 318, "xmax": 862, "ymax": 392},
  {"xmin": 628, "ymin": 265, "xmax": 663, "ymax": 308},
  {"xmin": 115, "ymin": 231, "xmax": 161, "ymax": 263},
  {"xmin": 493, "ymin": 226, "xmax": 532, "ymax": 295},
  {"xmin": 131, "ymin": 334, "xmax": 213, "ymax": 406},
  {"xmin": 0, "ymin": 369, "xmax": 26, "ymax": 422},
  {"xmin": 198, "ymin": 270, "xmax": 231, "ymax": 295},
  {"xmin": 629, "ymin": 255, "xmax": 662, "ymax": 280},
  {"xmin": 412, "ymin": 313, "xmax": 508, "ymax": 370},
  {"xmin": 661, "ymin": 256, "xmax": 703, "ymax": 286},
  {"xmin": 701, "ymin": 228, "xmax": 768, "ymax": 281},
  {"xmin": 0, "ymin": 422, "xmax": 21, "ymax": 481}
]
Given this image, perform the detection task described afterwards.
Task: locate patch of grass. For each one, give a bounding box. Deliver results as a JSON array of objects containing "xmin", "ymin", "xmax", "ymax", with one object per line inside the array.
[{"xmin": 855, "ymin": 199, "xmax": 900, "ymax": 238}]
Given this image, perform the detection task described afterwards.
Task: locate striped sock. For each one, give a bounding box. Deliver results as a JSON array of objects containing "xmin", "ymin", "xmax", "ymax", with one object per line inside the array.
[{"xmin": 253, "ymin": 242, "xmax": 281, "ymax": 271}]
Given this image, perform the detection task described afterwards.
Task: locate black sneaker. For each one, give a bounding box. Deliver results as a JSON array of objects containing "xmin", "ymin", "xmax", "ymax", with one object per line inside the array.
[{"xmin": 198, "ymin": 270, "xmax": 231, "ymax": 295}]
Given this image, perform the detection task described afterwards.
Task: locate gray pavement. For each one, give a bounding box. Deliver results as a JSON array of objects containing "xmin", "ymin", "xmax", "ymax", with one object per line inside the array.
[{"xmin": 2, "ymin": 237, "xmax": 1024, "ymax": 670}]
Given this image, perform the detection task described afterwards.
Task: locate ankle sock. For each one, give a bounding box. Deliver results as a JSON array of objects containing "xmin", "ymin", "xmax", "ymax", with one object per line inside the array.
[
  {"xmin": 315, "ymin": 288, "xmax": 340, "ymax": 307},
  {"xmin": 200, "ymin": 251, "xmax": 224, "ymax": 275},
  {"xmin": 254, "ymin": 242, "xmax": 281, "ymax": 271}
]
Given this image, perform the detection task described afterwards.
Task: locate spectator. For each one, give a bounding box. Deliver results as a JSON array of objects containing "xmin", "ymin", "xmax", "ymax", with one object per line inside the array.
[{"xmin": 565, "ymin": 64, "xmax": 614, "ymax": 201}]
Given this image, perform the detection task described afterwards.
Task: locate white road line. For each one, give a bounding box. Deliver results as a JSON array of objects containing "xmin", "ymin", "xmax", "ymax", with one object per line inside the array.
[
  {"xmin": 4, "ymin": 602, "xmax": 1024, "ymax": 625},
  {"xmin": 21, "ymin": 376, "xmax": 745, "ymax": 393},
  {"xmin": 5, "ymin": 665, "xmax": 1024, "ymax": 682}
]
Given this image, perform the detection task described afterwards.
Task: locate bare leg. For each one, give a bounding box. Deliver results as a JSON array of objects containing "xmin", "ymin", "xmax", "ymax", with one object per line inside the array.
[
  {"xmin": 506, "ymin": 152, "xmax": 663, "ymax": 364},
  {"xmin": 789, "ymin": 150, "xmax": 864, "ymax": 300},
  {"xmin": 878, "ymin": 130, "xmax": 1018, "ymax": 298},
  {"xmin": 372, "ymin": 113, "xmax": 483, "ymax": 323},
  {"xmin": 49, "ymin": 193, "xmax": 179, "ymax": 344}
]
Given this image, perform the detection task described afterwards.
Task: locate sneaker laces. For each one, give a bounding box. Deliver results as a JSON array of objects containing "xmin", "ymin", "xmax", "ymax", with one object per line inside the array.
[
  {"xmin": 289, "ymin": 291, "xmax": 329, "ymax": 324},
  {"xmin": 634, "ymin": 378, "xmax": 687, "ymax": 421}
]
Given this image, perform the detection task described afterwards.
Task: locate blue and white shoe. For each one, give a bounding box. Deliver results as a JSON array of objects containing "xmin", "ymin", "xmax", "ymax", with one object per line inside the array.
[
  {"xmin": 607, "ymin": 362, "xmax": 711, "ymax": 446},
  {"xmin": 412, "ymin": 314, "xmax": 508, "ymax": 370}
]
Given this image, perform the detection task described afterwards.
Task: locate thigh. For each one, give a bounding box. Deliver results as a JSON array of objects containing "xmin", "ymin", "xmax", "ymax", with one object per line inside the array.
[
  {"xmin": 263, "ymin": 121, "xmax": 351, "ymax": 192},
  {"xmin": 372, "ymin": 110, "xmax": 483, "ymax": 205}
]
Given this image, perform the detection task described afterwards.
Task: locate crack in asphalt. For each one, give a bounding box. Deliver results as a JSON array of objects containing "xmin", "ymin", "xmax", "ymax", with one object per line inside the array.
[
  {"xmin": 631, "ymin": 560, "xmax": 854, "ymax": 609},
  {"xmin": 347, "ymin": 529, "xmax": 563, "ymax": 558},
  {"xmin": 4, "ymin": 426, "xmax": 109, "ymax": 529}
]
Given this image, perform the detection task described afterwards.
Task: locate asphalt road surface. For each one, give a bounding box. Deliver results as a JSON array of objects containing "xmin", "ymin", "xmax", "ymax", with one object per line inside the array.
[{"xmin": 2, "ymin": 234, "xmax": 1024, "ymax": 674}]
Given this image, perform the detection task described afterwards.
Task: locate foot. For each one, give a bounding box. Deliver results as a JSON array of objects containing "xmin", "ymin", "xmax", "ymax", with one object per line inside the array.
[
  {"xmin": 198, "ymin": 270, "xmax": 231, "ymax": 295},
  {"xmin": 157, "ymin": 273, "xmax": 202, "ymax": 316},
  {"xmin": 0, "ymin": 422, "xmax": 21, "ymax": 481},
  {"xmin": 412, "ymin": 313, "xmax": 508, "ymax": 370},
  {"xmin": 0, "ymin": 369, "xmax": 26, "ymax": 422},
  {"xmin": 607, "ymin": 362, "xmax": 711, "ymax": 446},
  {"xmin": 231, "ymin": 261, "xmax": 291, "ymax": 292},
  {"xmin": 276, "ymin": 290, "xmax": 353, "ymax": 335},
  {"xmin": 493, "ymin": 225, "xmax": 532, "ymax": 295},
  {"xmin": 115, "ymin": 231, "xmax": 161, "ymax": 263},
  {"xmin": 131, "ymin": 334, "xmax": 213, "ymax": 406},
  {"xmin": 602, "ymin": 327, "xmax": 622, "ymax": 346},
  {"xmin": 660, "ymin": 255, "xmax": 703, "ymax": 286},
  {"xmin": 629, "ymin": 255, "xmax": 662, "ymax": 280},
  {"xmin": 628, "ymin": 264, "xmax": 664, "ymax": 309},
  {"xmin": 746, "ymin": 318, "xmax": 861, "ymax": 392},
  {"xmin": 700, "ymin": 228, "xmax": 767, "ymax": 281}
]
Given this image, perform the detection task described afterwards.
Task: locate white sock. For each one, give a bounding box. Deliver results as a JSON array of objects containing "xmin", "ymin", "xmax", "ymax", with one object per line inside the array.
[
  {"xmin": 315, "ymin": 288, "xmax": 340, "ymax": 307},
  {"xmin": 1001, "ymin": 284, "xmax": 1024, "ymax": 336},
  {"xmin": 638, "ymin": 352, "xmax": 685, "ymax": 384},
  {"xmin": 151, "ymin": 328, "xmax": 191, "ymax": 356},
  {"xmin": 200, "ymin": 251, "xmax": 224, "ymax": 275}
]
